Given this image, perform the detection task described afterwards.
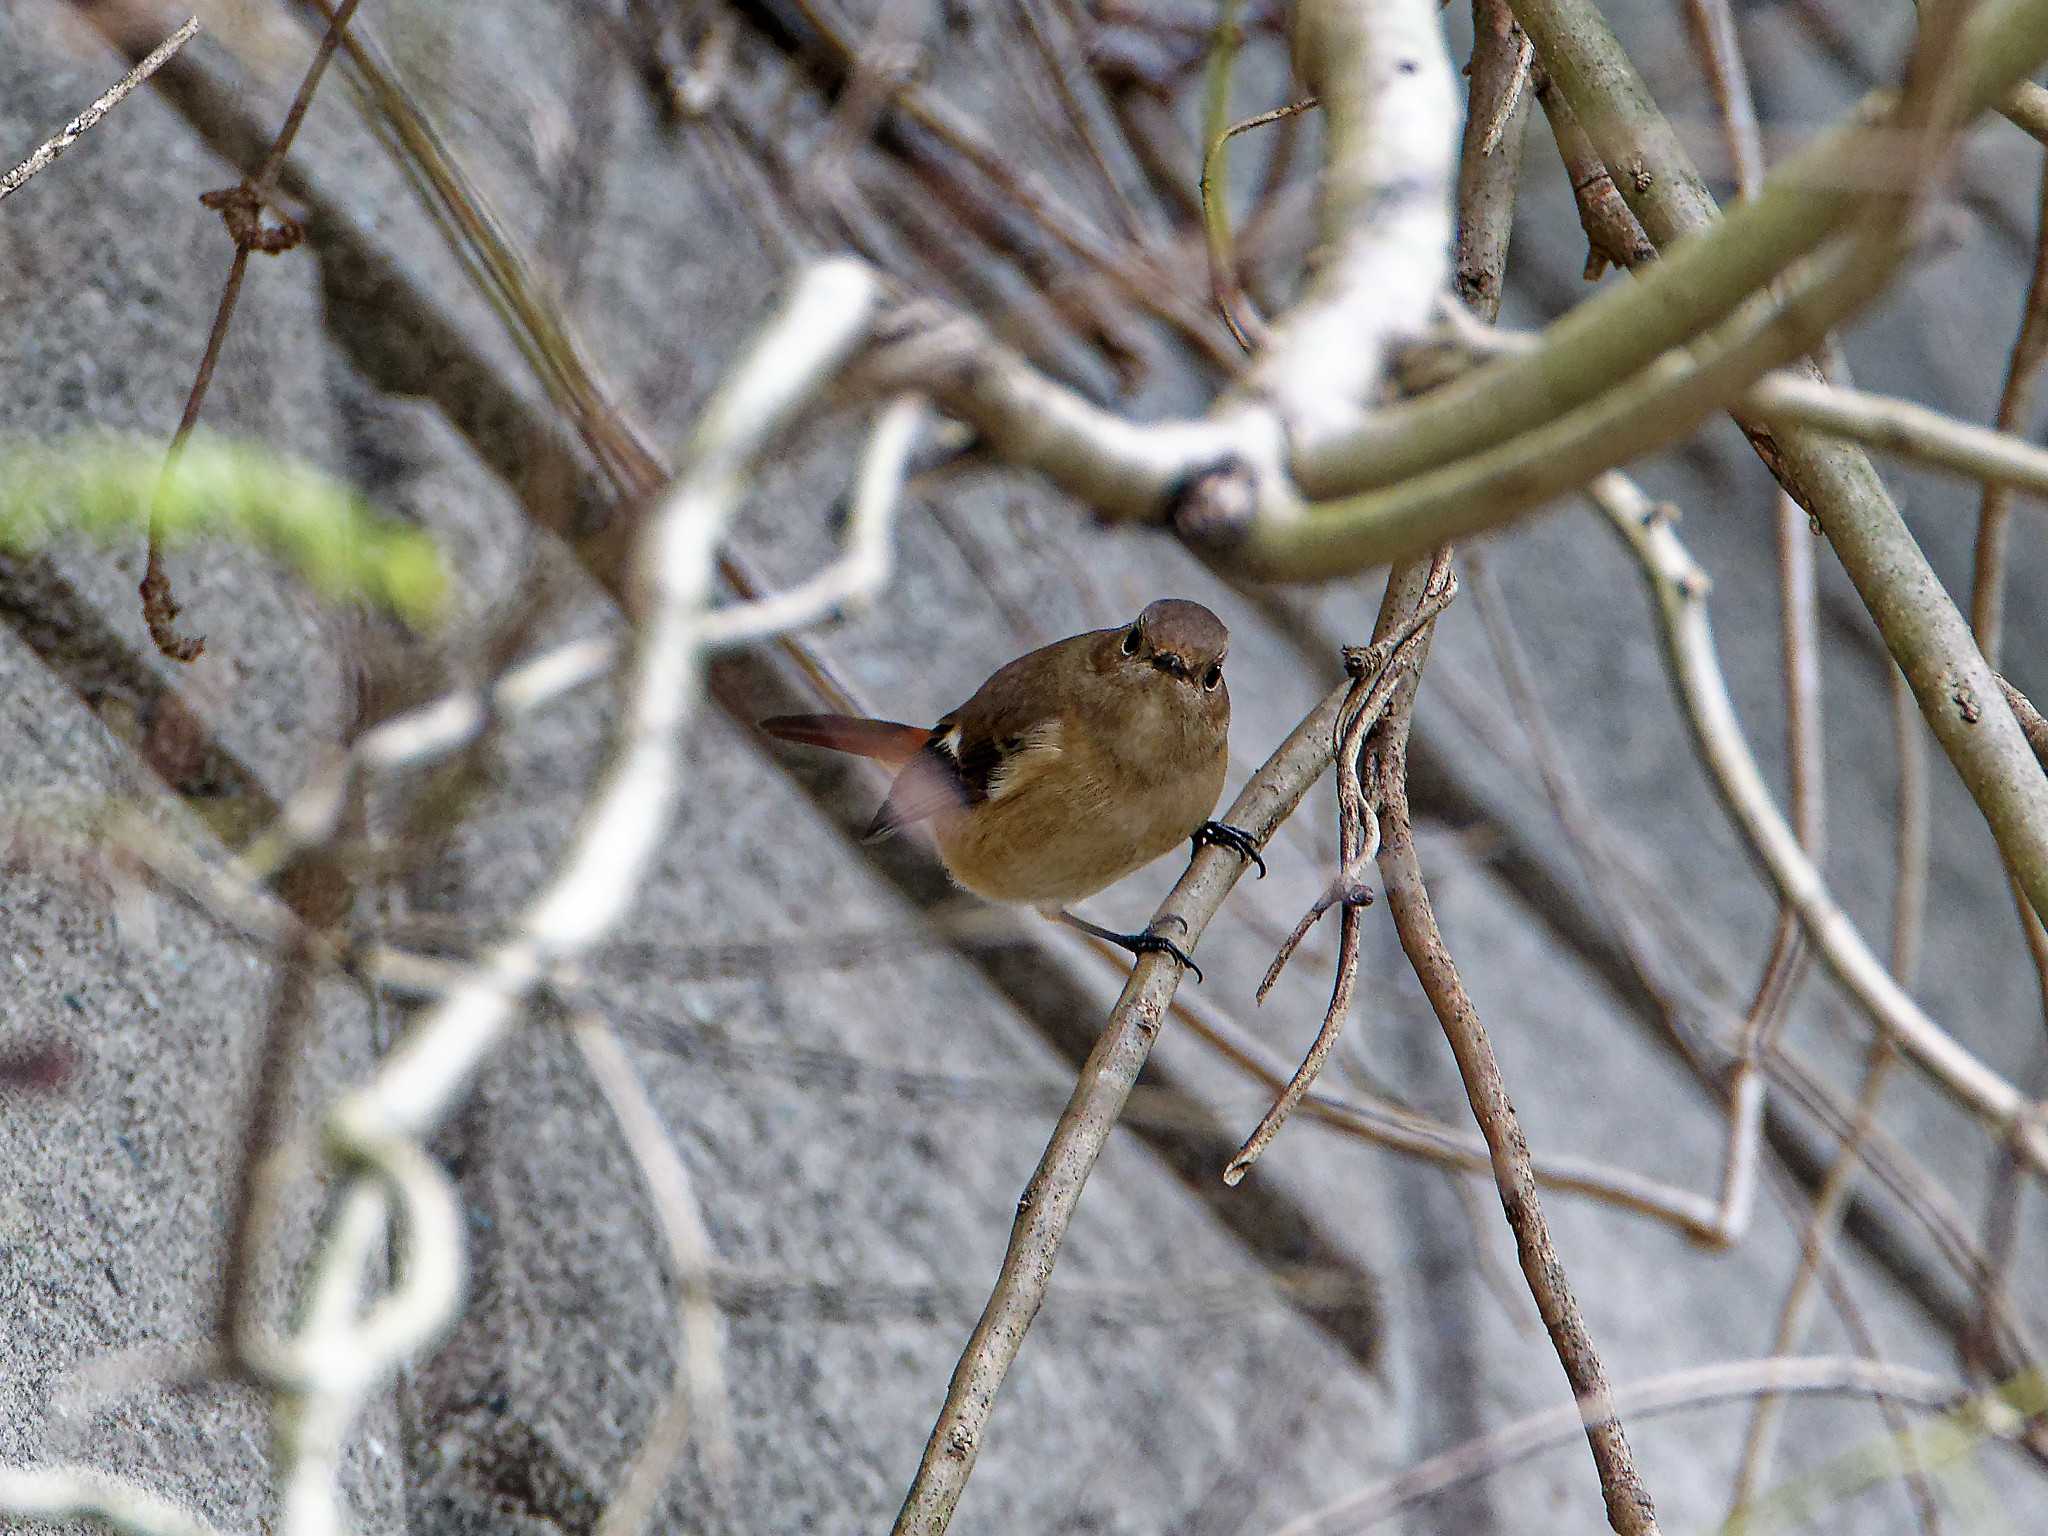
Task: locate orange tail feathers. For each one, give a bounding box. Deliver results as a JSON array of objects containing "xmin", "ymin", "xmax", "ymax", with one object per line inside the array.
[{"xmin": 758, "ymin": 714, "xmax": 932, "ymax": 771}]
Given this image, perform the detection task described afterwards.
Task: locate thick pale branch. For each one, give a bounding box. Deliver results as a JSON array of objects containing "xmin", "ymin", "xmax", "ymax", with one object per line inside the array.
[
  {"xmin": 1229, "ymin": 0, "xmax": 1459, "ymax": 443},
  {"xmin": 0, "ymin": 1467, "xmax": 227, "ymax": 1536},
  {"xmin": 852, "ymin": 302, "xmax": 1255, "ymax": 519},
  {"xmin": 328, "ymin": 262, "xmax": 878, "ymax": 1149},
  {"xmin": 1229, "ymin": 231, "xmax": 1892, "ymax": 574},
  {"xmin": 1515, "ymin": 0, "xmax": 2048, "ymax": 949},
  {"xmin": 1299, "ymin": 0, "xmax": 2048, "ymax": 494}
]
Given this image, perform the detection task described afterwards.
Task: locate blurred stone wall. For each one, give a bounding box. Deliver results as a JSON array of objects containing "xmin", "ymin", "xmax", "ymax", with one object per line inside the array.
[{"xmin": 3, "ymin": 1, "xmax": 2043, "ymax": 1532}]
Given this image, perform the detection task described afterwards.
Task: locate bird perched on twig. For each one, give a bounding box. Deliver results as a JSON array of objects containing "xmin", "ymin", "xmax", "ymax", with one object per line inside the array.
[{"xmin": 759, "ymin": 599, "xmax": 1265, "ymax": 979}]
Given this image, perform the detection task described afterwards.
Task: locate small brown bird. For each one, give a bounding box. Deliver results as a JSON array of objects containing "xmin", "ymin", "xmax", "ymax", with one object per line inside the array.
[{"xmin": 760, "ymin": 599, "xmax": 1264, "ymax": 978}]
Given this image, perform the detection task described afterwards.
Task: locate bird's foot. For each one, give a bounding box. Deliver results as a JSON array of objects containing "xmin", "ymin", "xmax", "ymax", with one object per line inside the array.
[
  {"xmin": 1192, "ymin": 819, "xmax": 1267, "ymax": 878},
  {"xmin": 1054, "ymin": 909, "xmax": 1204, "ymax": 983},
  {"xmin": 1115, "ymin": 928, "xmax": 1203, "ymax": 984}
]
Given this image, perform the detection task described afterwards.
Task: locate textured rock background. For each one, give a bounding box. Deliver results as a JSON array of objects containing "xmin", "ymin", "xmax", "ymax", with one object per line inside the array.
[{"xmin": 3, "ymin": 0, "xmax": 2044, "ymax": 1532}]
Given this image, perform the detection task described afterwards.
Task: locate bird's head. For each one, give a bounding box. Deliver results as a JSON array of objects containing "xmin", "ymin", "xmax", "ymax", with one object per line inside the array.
[{"xmin": 1108, "ymin": 598, "xmax": 1230, "ymax": 707}]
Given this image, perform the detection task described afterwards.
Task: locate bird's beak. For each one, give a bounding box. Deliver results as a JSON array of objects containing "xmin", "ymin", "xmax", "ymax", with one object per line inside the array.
[{"xmin": 1150, "ymin": 652, "xmax": 1190, "ymax": 680}]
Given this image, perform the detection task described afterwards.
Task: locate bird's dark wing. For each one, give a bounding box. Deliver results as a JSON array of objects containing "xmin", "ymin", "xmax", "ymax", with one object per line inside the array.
[
  {"xmin": 864, "ymin": 696, "xmax": 1069, "ymax": 841},
  {"xmin": 866, "ymin": 717, "xmax": 973, "ymax": 841}
]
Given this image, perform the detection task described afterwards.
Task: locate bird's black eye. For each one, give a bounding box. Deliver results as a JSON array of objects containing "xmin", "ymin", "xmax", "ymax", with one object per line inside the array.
[
  {"xmin": 1203, "ymin": 664, "xmax": 1223, "ymax": 691},
  {"xmin": 1121, "ymin": 627, "xmax": 1141, "ymax": 656}
]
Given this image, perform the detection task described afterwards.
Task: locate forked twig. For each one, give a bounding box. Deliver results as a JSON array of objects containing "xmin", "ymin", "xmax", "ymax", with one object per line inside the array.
[
  {"xmin": 1228, "ymin": 561, "xmax": 1457, "ymax": 1183},
  {"xmin": 142, "ymin": 0, "xmax": 361, "ymax": 661},
  {"xmin": 1199, "ymin": 97, "xmax": 1320, "ymax": 350}
]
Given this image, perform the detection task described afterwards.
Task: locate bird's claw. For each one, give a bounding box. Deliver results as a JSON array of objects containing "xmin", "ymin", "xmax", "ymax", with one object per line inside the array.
[
  {"xmin": 1193, "ymin": 819, "xmax": 1267, "ymax": 878},
  {"xmin": 1125, "ymin": 929, "xmax": 1203, "ymax": 984}
]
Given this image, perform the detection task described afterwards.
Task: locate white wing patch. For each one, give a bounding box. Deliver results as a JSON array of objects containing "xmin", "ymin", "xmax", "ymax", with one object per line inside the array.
[{"xmin": 986, "ymin": 720, "xmax": 1064, "ymax": 801}]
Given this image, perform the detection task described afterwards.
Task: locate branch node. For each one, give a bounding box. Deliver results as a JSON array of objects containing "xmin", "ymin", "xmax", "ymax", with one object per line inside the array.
[
  {"xmin": 1168, "ymin": 457, "xmax": 1259, "ymax": 550},
  {"xmin": 200, "ymin": 183, "xmax": 306, "ymax": 255}
]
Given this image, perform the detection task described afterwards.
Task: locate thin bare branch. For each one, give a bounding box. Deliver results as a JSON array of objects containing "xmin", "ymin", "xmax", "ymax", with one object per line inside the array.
[
  {"xmin": 1174, "ymin": 989, "xmax": 1731, "ymax": 1236},
  {"xmin": 1679, "ymin": 0, "xmax": 1764, "ymax": 198},
  {"xmin": 1746, "ymin": 370, "xmax": 2048, "ymax": 500},
  {"xmin": 1200, "ymin": 98, "xmax": 1320, "ymax": 350},
  {"xmin": 1270, "ymin": 1356, "xmax": 1974, "ymax": 1536},
  {"xmin": 1997, "ymin": 675, "xmax": 2048, "ymax": 768},
  {"xmin": 1374, "ymin": 570, "xmax": 1661, "ymax": 1536},
  {"xmin": 1594, "ymin": 471, "xmax": 2048, "ymax": 1172},
  {"xmin": 890, "ymin": 671, "xmax": 1363, "ymax": 1535},
  {"xmin": 1228, "ymin": 562, "xmax": 1457, "ymax": 1182},
  {"xmin": 573, "ymin": 1013, "xmax": 736, "ymax": 1530},
  {"xmin": 1971, "ymin": 159, "xmax": 2048, "ymax": 665},
  {"xmin": 142, "ymin": 0, "xmax": 359, "ymax": 661},
  {"xmin": 0, "ymin": 16, "xmax": 198, "ymax": 204}
]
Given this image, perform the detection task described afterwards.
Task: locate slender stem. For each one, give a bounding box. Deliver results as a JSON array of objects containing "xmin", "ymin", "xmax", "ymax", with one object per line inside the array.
[
  {"xmin": 1379, "ymin": 770, "xmax": 1663, "ymax": 1536},
  {"xmin": 1198, "ymin": 0, "xmax": 1257, "ymax": 347},
  {"xmin": 1269, "ymin": 1356, "xmax": 1975, "ymax": 1536},
  {"xmin": 1746, "ymin": 371, "xmax": 2048, "ymax": 500},
  {"xmin": 143, "ymin": 0, "xmax": 363, "ymax": 661},
  {"xmin": 889, "ymin": 676, "xmax": 1363, "ymax": 1534},
  {"xmin": 0, "ymin": 16, "xmax": 199, "ymax": 203},
  {"xmin": 1679, "ymin": 0, "xmax": 1763, "ymax": 198},
  {"xmin": 1201, "ymin": 99, "xmax": 1321, "ymax": 350},
  {"xmin": 1972, "ymin": 153, "xmax": 2048, "ymax": 667}
]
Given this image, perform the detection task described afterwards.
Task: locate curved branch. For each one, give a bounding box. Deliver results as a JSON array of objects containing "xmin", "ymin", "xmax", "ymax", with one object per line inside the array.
[
  {"xmin": 0, "ymin": 1467, "xmax": 227, "ymax": 1536},
  {"xmin": 1514, "ymin": 0, "xmax": 2048, "ymax": 982},
  {"xmin": 1747, "ymin": 371, "xmax": 2048, "ymax": 501},
  {"xmin": 1595, "ymin": 472, "xmax": 2048, "ymax": 1173},
  {"xmin": 1271, "ymin": 1356, "xmax": 1976, "ymax": 1536}
]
